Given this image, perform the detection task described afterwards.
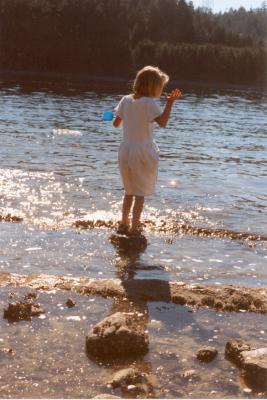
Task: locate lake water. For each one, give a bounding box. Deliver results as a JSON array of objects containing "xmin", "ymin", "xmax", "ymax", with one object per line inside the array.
[{"xmin": 0, "ymin": 79, "xmax": 267, "ymax": 286}]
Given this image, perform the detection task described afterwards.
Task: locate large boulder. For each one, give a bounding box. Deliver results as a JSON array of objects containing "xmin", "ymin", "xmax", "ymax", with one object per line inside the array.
[
  {"xmin": 225, "ymin": 340, "xmax": 267, "ymax": 391},
  {"xmin": 241, "ymin": 348, "xmax": 267, "ymax": 390},
  {"xmin": 86, "ymin": 312, "xmax": 149, "ymax": 359},
  {"xmin": 225, "ymin": 339, "xmax": 251, "ymax": 367}
]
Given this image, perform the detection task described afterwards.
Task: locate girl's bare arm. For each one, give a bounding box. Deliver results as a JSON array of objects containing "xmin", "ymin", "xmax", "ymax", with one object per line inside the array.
[{"xmin": 155, "ymin": 89, "xmax": 182, "ymax": 128}]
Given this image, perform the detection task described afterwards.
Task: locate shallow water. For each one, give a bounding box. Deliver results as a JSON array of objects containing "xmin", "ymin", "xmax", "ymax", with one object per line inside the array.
[
  {"xmin": 0, "ymin": 288, "xmax": 267, "ymax": 398},
  {"xmin": 0, "ymin": 79, "xmax": 266, "ymax": 286},
  {"xmin": 0, "ymin": 79, "xmax": 267, "ymax": 398}
]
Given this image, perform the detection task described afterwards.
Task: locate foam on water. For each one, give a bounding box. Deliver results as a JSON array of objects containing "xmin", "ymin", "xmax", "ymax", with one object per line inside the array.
[{"xmin": 52, "ymin": 128, "xmax": 82, "ymax": 136}]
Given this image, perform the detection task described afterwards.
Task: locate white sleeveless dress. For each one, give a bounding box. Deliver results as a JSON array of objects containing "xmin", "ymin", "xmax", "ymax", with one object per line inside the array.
[{"xmin": 115, "ymin": 95, "xmax": 162, "ymax": 196}]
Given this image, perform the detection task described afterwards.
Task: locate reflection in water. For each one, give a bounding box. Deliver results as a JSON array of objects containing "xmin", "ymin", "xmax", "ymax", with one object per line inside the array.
[{"xmin": 110, "ymin": 233, "xmax": 148, "ymax": 280}]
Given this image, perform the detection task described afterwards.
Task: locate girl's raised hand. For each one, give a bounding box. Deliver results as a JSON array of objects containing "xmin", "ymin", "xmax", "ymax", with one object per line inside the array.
[{"xmin": 166, "ymin": 88, "xmax": 182, "ymax": 102}]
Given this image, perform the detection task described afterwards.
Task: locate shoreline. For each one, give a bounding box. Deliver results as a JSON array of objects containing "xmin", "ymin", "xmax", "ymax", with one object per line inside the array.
[{"xmin": 0, "ymin": 69, "xmax": 266, "ymax": 93}]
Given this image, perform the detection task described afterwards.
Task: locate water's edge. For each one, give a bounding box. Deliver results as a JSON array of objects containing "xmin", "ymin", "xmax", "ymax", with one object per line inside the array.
[{"xmin": 1, "ymin": 69, "xmax": 266, "ymax": 92}]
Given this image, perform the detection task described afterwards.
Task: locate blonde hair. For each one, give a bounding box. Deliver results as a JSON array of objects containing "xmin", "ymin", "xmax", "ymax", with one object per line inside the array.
[{"xmin": 133, "ymin": 66, "xmax": 169, "ymax": 97}]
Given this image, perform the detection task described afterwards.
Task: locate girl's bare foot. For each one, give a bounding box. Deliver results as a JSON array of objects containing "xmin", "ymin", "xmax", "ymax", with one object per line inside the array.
[
  {"xmin": 116, "ymin": 222, "xmax": 130, "ymax": 235},
  {"xmin": 129, "ymin": 223, "xmax": 144, "ymax": 237}
]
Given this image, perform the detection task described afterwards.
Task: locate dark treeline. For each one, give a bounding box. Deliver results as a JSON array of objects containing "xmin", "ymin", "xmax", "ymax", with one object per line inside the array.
[{"xmin": 0, "ymin": 0, "xmax": 266, "ymax": 86}]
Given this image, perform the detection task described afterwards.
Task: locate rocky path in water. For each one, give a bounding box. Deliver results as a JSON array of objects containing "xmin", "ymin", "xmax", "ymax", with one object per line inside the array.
[
  {"xmin": 1, "ymin": 271, "xmax": 267, "ymax": 314},
  {"xmin": 1, "ymin": 212, "xmax": 267, "ymax": 245}
]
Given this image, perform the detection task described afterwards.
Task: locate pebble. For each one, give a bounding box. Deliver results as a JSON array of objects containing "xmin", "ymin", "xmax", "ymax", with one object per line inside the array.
[
  {"xmin": 66, "ymin": 298, "xmax": 76, "ymax": 308},
  {"xmin": 66, "ymin": 316, "xmax": 81, "ymax": 321}
]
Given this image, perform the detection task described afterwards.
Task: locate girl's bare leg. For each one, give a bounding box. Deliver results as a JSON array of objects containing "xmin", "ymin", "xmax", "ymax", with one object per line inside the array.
[
  {"xmin": 131, "ymin": 195, "xmax": 144, "ymax": 230},
  {"xmin": 122, "ymin": 194, "xmax": 133, "ymax": 226}
]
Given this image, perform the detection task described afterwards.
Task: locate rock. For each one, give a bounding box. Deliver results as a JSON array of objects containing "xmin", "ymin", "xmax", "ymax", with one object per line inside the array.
[
  {"xmin": 241, "ymin": 348, "xmax": 267, "ymax": 390},
  {"xmin": 172, "ymin": 294, "xmax": 186, "ymax": 305},
  {"xmin": 196, "ymin": 346, "xmax": 218, "ymax": 362},
  {"xmin": 108, "ymin": 368, "xmax": 150, "ymax": 397},
  {"xmin": 86, "ymin": 312, "xmax": 149, "ymax": 359},
  {"xmin": 225, "ymin": 340, "xmax": 267, "ymax": 390},
  {"xmin": 225, "ymin": 339, "xmax": 251, "ymax": 367},
  {"xmin": 66, "ymin": 298, "xmax": 76, "ymax": 308},
  {"xmin": 94, "ymin": 395, "xmax": 121, "ymax": 399},
  {"xmin": 0, "ymin": 348, "xmax": 14, "ymax": 355},
  {"xmin": 201, "ymin": 296, "xmax": 215, "ymax": 307},
  {"xmin": 109, "ymin": 368, "xmax": 143, "ymax": 388},
  {"xmin": 181, "ymin": 369, "xmax": 199, "ymax": 380},
  {"xmin": 109, "ymin": 234, "xmax": 147, "ymax": 253},
  {"xmin": 124, "ymin": 383, "xmax": 148, "ymax": 397},
  {"xmin": 24, "ymin": 292, "xmax": 37, "ymax": 300},
  {"xmin": 31, "ymin": 304, "xmax": 45, "ymax": 316},
  {"xmin": 3, "ymin": 301, "xmax": 45, "ymax": 322},
  {"xmin": 0, "ymin": 213, "xmax": 23, "ymax": 223},
  {"xmin": 231, "ymin": 293, "xmax": 253, "ymax": 310}
]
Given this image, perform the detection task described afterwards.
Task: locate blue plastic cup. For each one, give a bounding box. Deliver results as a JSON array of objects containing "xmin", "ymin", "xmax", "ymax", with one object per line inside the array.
[{"xmin": 102, "ymin": 111, "xmax": 114, "ymax": 121}]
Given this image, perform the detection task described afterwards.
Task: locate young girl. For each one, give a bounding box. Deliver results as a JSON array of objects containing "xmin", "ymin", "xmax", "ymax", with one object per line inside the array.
[{"xmin": 113, "ymin": 65, "xmax": 182, "ymax": 236}]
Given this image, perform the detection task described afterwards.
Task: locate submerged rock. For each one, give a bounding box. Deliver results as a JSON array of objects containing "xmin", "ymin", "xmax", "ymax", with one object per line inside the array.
[
  {"xmin": 3, "ymin": 301, "xmax": 45, "ymax": 322},
  {"xmin": 94, "ymin": 395, "xmax": 120, "ymax": 399},
  {"xmin": 86, "ymin": 312, "xmax": 149, "ymax": 359},
  {"xmin": 109, "ymin": 367, "xmax": 143, "ymax": 388},
  {"xmin": 196, "ymin": 346, "xmax": 218, "ymax": 362},
  {"xmin": 0, "ymin": 348, "xmax": 14, "ymax": 355},
  {"xmin": 66, "ymin": 298, "xmax": 76, "ymax": 308},
  {"xmin": 107, "ymin": 367, "xmax": 151, "ymax": 397},
  {"xmin": 24, "ymin": 292, "xmax": 38, "ymax": 300},
  {"xmin": 180, "ymin": 369, "xmax": 200, "ymax": 382},
  {"xmin": 225, "ymin": 339, "xmax": 251, "ymax": 367},
  {"xmin": 181, "ymin": 369, "xmax": 196, "ymax": 378},
  {"xmin": 123, "ymin": 383, "xmax": 148, "ymax": 397}
]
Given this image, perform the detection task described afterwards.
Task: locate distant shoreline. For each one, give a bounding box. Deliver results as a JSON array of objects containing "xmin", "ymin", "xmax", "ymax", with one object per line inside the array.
[{"xmin": 0, "ymin": 69, "xmax": 266, "ymax": 93}]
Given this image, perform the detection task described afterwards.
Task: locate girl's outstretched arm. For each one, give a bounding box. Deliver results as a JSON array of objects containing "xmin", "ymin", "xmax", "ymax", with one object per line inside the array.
[
  {"xmin": 113, "ymin": 116, "xmax": 122, "ymax": 128},
  {"xmin": 155, "ymin": 88, "xmax": 182, "ymax": 128}
]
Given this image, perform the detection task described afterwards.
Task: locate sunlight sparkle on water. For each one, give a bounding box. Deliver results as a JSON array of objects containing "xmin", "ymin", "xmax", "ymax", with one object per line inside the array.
[
  {"xmin": 84, "ymin": 209, "xmax": 118, "ymax": 222},
  {"xmin": 169, "ymin": 179, "xmax": 177, "ymax": 187}
]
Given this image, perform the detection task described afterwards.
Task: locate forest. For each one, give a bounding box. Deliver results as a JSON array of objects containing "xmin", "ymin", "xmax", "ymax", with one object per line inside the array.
[{"xmin": 0, "ymin": 0, "xmax": 266, "ymax": 86}]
